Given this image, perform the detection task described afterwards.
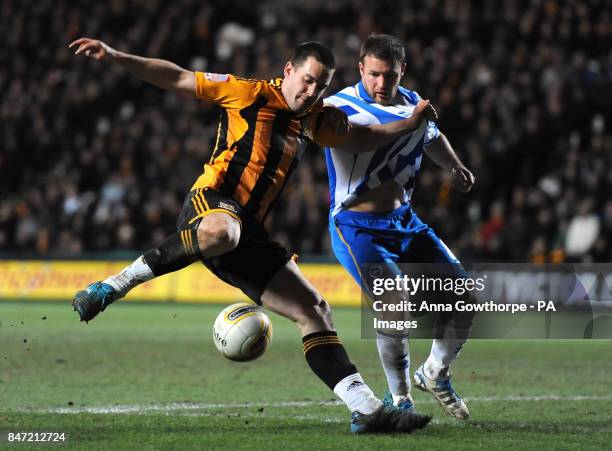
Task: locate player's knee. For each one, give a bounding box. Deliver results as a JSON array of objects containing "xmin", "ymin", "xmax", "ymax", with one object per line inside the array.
[{"xmin": 197, "ymin": 222, "xmax": 240, "ymax": 254}]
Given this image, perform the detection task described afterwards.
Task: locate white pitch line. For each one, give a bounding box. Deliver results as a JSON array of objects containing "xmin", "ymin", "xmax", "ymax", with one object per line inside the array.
[
  {"xmin": 18, "ymin": 394, "xmax": 612, "ymax": 415},
  {"xmin": 178, "ymin": 412, "xmax": 346, "ymax": 423},
  {"xmin": 36, "ymin": 400, "xmax": 344, "ymax": 415}
]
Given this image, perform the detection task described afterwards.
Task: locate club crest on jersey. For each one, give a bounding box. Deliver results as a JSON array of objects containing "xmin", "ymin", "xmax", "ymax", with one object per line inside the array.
[{"xmin": 205, "ymin": 73, "xmax": 230, "ymax": 82}]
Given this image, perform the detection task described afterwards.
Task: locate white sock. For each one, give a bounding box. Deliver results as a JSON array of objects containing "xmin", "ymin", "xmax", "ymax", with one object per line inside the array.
[
  {"xmin": 333, "ymin": 373, "xmax": 382, "ymax": 414},
  {"xmin": 103, "ymin": 255, "xmax": 155, "ymax": 298},
  {"xmin": 376, "ymin": 331, "xmax": 411, "ymax": 397},
  {"xmin": 424, "ymin": 338, "xmax": 466, "ymax": 378}
]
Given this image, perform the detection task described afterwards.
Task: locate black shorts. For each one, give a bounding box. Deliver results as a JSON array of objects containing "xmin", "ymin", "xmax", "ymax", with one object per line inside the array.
[{"xmin": 176, "ymin": 188, "xmax": 292, "ymax": 304}]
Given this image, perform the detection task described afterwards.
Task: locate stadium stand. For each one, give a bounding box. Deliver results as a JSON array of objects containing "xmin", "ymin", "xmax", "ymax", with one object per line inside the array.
[{"xmin": 1, "ymin": 0, "xmax": 610, "ymax": 262}]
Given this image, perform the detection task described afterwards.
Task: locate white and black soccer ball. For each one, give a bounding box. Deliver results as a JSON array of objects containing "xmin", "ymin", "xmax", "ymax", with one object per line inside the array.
[{"xmin": 213, "ymin": 302, "xmax": 272, "ymax": 362}]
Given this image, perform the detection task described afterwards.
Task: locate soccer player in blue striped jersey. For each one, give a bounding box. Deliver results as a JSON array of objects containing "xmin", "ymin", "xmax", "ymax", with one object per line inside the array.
[{"xmin": 324, "ymin": 34, "xmax": 475, "ymax": 420}]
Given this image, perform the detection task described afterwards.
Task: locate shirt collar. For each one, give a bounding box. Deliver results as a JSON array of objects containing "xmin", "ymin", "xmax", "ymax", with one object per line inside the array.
[{"xmin": 357, "ymin": 81, "xmax": 375, "ymax": 103}]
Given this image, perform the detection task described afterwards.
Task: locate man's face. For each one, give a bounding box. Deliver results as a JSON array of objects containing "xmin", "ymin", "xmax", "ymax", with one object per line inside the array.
[
  {"xmin": 282, "ymin": 56, "xmax": 334, "ymax": 114},
  {"xmin": 359, "ymin": 55, "xmax": 405, "ymax": 105}
]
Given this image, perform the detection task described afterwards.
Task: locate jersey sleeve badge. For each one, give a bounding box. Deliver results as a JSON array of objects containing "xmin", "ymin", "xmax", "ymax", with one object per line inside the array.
[{"xmin": 204, "ymin": 73, "xmax": 230, "ymax": 82}]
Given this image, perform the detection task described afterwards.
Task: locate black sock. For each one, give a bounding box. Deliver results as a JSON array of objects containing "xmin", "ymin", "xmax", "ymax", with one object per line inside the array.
[
  {"xmin": 143, "ymin": 230, "xmax": 202, "ymax": 277},
  {"xmin": 302, "ymin": 331, "xmax": 357, "ymax": 390}
]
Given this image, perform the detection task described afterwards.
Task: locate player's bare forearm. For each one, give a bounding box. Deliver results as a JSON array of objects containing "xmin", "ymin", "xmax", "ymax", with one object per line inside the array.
[
  {"xmin": 425, "ymin": 133, "xmax": 462, "ymax": 170},
  {"xmin": 426, "ymin": 133, "xmax": 475, "ymax": 192},
  {"xmin": 335, "ymin": 99, "xmax": 437, "ymax": 154},
  {"xmin": 112, "ymin": 53, "xmax": 195, "ymax": 94},
  {"xmin": 69, "ymin": 37, "xmax": 195, "ymax": 95},
  {"xmin": 344, "ymin": 116, "xmax": 423, "ymax": 153}
]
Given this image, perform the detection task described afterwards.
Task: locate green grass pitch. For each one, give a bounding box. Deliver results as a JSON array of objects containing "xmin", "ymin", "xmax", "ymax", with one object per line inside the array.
[{"xmin": 1, "ymin": 301, "xmax": 611, "ymax": 450}]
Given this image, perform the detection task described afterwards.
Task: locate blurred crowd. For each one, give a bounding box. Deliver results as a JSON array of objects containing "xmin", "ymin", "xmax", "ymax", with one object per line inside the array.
[{"xmin": 1, "ymin": 0, "xmax": 611, "ymax": 263}]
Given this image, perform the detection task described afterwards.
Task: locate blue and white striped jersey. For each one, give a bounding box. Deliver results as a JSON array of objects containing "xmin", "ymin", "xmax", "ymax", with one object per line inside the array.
[{"xmin": 324, "ymin": 81, "xmax": 440, "ymax": 217}]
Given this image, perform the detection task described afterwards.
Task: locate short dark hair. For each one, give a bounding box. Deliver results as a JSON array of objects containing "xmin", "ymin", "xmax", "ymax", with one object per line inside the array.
[
  {"xmin": 360, "ymin": 34, "xmax": 405, "ymax": 65},
  {"xmin": 291, "ymin": 41, "xmax": 336, "ymax": 70}
]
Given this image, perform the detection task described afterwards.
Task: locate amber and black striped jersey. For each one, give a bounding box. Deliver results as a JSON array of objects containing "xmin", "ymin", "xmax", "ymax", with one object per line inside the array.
[{"xmin": 191, "ymin": 72, "xmax": 348, "ymax": 223}]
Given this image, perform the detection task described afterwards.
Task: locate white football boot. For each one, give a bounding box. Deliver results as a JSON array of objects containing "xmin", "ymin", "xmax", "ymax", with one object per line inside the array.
[{"xmin": 414, "ymin": 364, "xmax": 469, "ymax": 420}]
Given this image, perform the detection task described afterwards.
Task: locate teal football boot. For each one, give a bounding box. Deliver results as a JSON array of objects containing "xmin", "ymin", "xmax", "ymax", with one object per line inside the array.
[
  {"xmin": 72, "ymin": 282, "xmax": 118, "ymax": 322},
  {"xmin": 350, "ymin": 404, "xmax": 431, "ymax": 434},
  {"xmin": 382, "ymin": 391, "xmax": 416, "ymax": 414}
]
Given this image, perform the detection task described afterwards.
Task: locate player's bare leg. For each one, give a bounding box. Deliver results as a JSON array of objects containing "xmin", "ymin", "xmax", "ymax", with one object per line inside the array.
[
  {"xmin": 261, "ymin": 260, "xmax": 431, "ymax": 433},
  {"xmin": 72, "ymin": 212, "xmax": 240, "ymax": 322},
  {"xmin": 195, "ymin": 212, "xmax": 241, "ymax": 258},
  {"xmin": 260, "ymin": 259, "xmax": 333, "ymax": 335}
]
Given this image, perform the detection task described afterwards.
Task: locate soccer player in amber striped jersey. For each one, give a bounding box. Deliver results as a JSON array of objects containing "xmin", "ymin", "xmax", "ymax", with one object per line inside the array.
[
  {"xmin": 69, "ymin": 37, "xmax": 435, "ymax": 433},
  {"xmin": 191, "ymin": 71, "xmax": 339, "ymax": 222}
]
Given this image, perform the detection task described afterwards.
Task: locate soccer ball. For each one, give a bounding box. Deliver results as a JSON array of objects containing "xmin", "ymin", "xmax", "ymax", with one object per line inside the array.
[{"xmin": 213, "ymin": 302, "xmax": 272, "ymax": 362}]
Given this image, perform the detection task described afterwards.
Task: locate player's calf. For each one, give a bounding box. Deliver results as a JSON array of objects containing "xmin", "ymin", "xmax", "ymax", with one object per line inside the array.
[
  {"xmin": 71, "ymin": 229, "xmax": 201, "ymax": 322},
  {"xmin": 294, "ymin": 297, "xmax": 334, "ymax": 333}
]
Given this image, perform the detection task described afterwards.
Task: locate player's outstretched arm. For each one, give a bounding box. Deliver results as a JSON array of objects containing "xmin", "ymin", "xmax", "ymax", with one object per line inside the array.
[
  {"xmin": 69, "ymin": 38, "xmax": 195, "ymax": 95},
  {"xmin": 425, "ymin": 133, "xmax": 475, "ymax": 192},
  {"xmin": 335, "ymin": 99, "xmax": 438, "ymax": 153}
]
